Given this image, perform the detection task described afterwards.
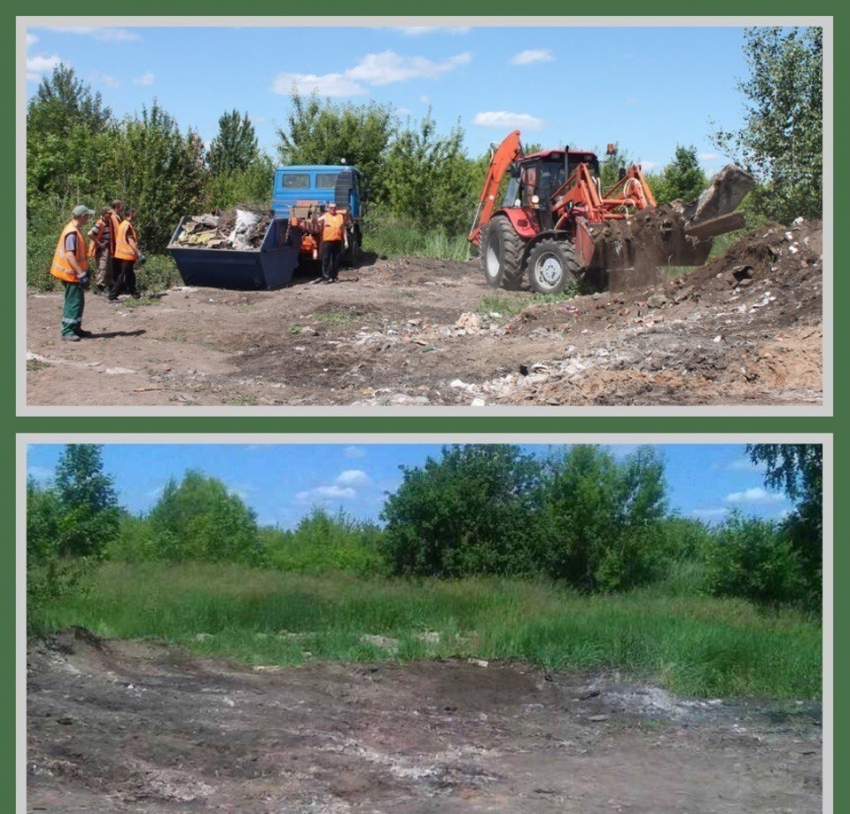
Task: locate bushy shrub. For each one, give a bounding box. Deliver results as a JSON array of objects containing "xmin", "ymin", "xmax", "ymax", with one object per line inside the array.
[
  {"xmin": 704, "ymin": 513, "xmax": 805, "ymax": 606},
  {"xmin": 147, "ymin": 471, "xmax": 264, "ymax": 565},
  {"xmin": 537, "ymin": 446, "xmax": 669, "ymax": 592},
  {"xmin": 381, "ymin": 445, "xmax": 541, "ymax": 577},
  {"xmin": 263, "ymin": 508, "xmax": 385, "ymax": 576}
]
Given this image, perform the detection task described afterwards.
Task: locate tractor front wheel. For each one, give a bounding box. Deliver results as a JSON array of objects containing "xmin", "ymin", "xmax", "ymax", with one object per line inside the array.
[
  {"xmin": 479, "ymin": 215, "xmax": 525, "ymax": 290},
  {"xmin": 527, "ymin": 239, "xmax": 580, "ymax": 295}
]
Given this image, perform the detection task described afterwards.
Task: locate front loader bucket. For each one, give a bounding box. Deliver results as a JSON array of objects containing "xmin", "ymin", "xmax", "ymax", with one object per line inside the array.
[{"xmin": 586, "ymin": 206, "xmax": 713, "ymax": 290}]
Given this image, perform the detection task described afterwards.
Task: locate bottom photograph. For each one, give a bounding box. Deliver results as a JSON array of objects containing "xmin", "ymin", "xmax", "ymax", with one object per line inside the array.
[{"xmin": 21, "ymin": 439, "xmax": 827, "ymax": 813}]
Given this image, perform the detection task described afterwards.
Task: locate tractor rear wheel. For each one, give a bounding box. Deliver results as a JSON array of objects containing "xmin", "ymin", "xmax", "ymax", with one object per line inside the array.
[
  {"xmin": 527, "ymin": 239, "xmax": 580, "ymax": 295},
  {"xmin": 480, "ymin": 215, "xmax": 524, "ymax": 290}
]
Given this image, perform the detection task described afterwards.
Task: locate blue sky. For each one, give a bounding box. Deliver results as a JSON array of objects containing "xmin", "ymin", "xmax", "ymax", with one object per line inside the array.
[
  {"xmin": 26, "ymin": 443, "xmax": 794, "ymax": 529},
  {"xmin": 24, "ymin": 23, "xmax": 755, "ymax": 173}
]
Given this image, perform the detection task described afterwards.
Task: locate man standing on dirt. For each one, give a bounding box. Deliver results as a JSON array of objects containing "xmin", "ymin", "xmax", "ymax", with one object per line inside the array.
[
  {"xmin": 109, "ymin": 208, "xmax": 141, "ymax": 301},
  {"xmin": 318, "ymin": 202, "xmax": 347, "ymax": 284},
  {"xmin": 50, "ymin": 205, "xmax": 94, "ymax": 341},
  {"xmin": 88, "ymin": 206, "xmax": 114, "ymax": 295}
]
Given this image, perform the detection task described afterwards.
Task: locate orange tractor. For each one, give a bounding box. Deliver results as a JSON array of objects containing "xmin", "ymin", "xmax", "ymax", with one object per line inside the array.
[{"xmin": 469, "ymin": 130, "xmax": 753, "ymax": 293}]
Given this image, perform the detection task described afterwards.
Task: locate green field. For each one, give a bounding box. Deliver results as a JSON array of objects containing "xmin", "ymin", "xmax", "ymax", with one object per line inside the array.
[{"xmin": 34, "ymin": 561, "xmax": 822, "ymax": 701}]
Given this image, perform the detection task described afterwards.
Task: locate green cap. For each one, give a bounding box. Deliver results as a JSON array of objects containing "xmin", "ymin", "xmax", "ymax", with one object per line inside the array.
[{"xmin": 72, "ymin": 205, "xmax": 95, "ymax": 217}]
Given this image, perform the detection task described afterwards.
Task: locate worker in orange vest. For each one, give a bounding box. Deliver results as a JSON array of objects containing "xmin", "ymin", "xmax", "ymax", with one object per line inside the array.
[
  {"xmin": 51, "ymin": 204, "xmax": 94, "ymax": 341},
  {"xmin": 108, "ymin": 208, "xmax": 141, "ymax": 301},
  {"xmin": 88, "ymin": 206, "xmax": 115, "ymax": 295},
  {"xmin": 317, "ymin": 201, "xmax": 348, "ymax": 284}
]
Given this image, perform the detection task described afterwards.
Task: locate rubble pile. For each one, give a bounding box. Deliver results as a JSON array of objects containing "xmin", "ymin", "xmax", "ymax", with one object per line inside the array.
[{"xmin": 172, "ymin": 204, "xmax": 273, "ymax": 250}]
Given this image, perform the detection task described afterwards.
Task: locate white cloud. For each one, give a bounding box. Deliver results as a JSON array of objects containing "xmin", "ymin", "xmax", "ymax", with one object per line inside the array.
[
  {"xmin": 626, "ymin": 96, "xmax": 639, "ymax": 106},
  {"xmin": 252, "ymin": 116, "xmax": 267, "ymax": 124},
  {"xmin": 699, "ymin": 152, "xmax": 720, "ymax": 161},
  {"xmin": 272, "ymin": 50, "xmax": 470, "ymax": 97},
  {"xmin": 419, "ymin": 95, "xmax": 430, "ymax": 104},
  {"xmin": 271, "ymin": 71, "xmax": 366, "ymax": 97},
  {"xmin": 132, "ymin": 71, "xmax": 155, "ymax": 86},
  {"xmin": 725, "ymin": 487, "xmax": 783, "ymax": 504},
  {"xmin": 640, "ymin": 161, "xmax": 660, "ymax": 170},
  {"xmin": 296, "ymin": 484, "xmax": 356, "ymax": 502},
  {"xmin": 26, "ymin": 53, "xmax": 62, "ymax": 83},
  {"xmin": 336, "ymin": 469, "xmax": 370, "ymax": 487},
  {"xmin": 473, "ymin": 111, "xmax": 546, "ymax": 131},
  {"xmin": 343, "ymin": 445, "xmax": 367, "ymax": 459},
  {"xmin": 724, "ymin": 457, "xmax": 762, "ymax": 473},
  {"xmin": 509, "ymin": 49, "xmax": 554, "ymax": 66},
  {"xmin": 42, "ymin": 26, "xmax": 140, "ymax": 42},
  {"xmin": 93, "ymin": 71, "xmax": 121, "ymax": 89},
  {"xmin": 347, "ymin": 50, "xmax": 471, "ymax": 86},
  {"xmin": 692, "ymin": 507, "xmax": 729, "ymax": 520},
  {"xmin": 26, "ymin": 33, "xmax": 38, "ymax": 47},
  {"xmin": 397, "ymin": 26, "xmax": 471, "ymax": 36},
  {"xmin": 395, "ymin": 106, "xmax": 412, "ymax": 116}
]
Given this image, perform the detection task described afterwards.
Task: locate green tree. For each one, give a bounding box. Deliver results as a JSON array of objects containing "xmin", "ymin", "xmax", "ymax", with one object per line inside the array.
[
  {"xmin": 276, "ymin": 91, "xmax": 394, "ymax": 190},
  {"xmin": 653, "ymin": 145, "xmax": 709, "ymax": 205},
  {"xmin": 107, "ymin": 102, "xmax": 208, "ymax": 252},
  {"xmin": 381, "ymin": 445, "xmax": 542, "ymax": 577},
  {"xmin": 746, "ymin": 443, "xmax": 822, "ymax": 605},
  {"xmin": 539, "ymin": 446, "xmax": 668, "ymax": 591},
  {"xmin": 206, "ymin": 152, "xmax": 275, "ymax": 209},
  {"xmin": 26, "ymin": 64, "xmax": 115, "ymax": 199},
  {"xmin": 54, "ymin": 444, "xmax": 121, "ymax": 559},
  {"xmin": 148, "ymin": 470, "xmax": 263, "ymax": 565},
  {"xmin": 704, "ymin": 513, "xmax": 804, "ymax": 606},
  {"xmin": 208, "ymin": 109, "xmax": 259, "ymax": 176},
  {"xmin": 712, "ymin": 27, "xmax": 822, "ymax": 222},
  {"xmin": 382, "ymin": 111, "xmax": 478, "ymax": 234}
]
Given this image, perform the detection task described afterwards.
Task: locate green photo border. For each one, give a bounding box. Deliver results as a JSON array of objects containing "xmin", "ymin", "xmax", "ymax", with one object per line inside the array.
[{"xmin": 9, "ymin": 5, "xmax": 841, "ymax": 811}]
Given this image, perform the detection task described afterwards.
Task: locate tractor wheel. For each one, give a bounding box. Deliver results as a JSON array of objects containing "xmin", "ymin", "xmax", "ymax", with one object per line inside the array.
[
  {"xmin": 479, "ymin": 215, "xmax": 525, "ymax": 290},
  {"xmin": 527, "ymin": 239, "xmax": 580, "ymax": 295}
]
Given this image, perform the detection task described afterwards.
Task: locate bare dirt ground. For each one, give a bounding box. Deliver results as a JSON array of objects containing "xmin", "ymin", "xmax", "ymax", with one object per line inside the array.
[
  {"xmin": 26, "ymin": 221, "xmax": 823, "ymax": 408},
  {"xmin": 27, "ymin": 629, "xmax": 822, "ymax": 813}
]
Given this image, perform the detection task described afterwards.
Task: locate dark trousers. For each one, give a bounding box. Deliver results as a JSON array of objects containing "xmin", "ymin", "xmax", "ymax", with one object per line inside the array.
[
  {"xmin": 109, "ymin": 258, "xmax": 137, "ymax": 299},
  {"xmin": 321, "ymin": 240, "xmax": 343, "ymax": 281}
]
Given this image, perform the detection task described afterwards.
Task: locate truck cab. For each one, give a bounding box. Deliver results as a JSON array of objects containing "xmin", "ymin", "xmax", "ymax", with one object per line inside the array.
[
  {"xmin": 272, "ymin": 165, "xmax": 364, "ymax": 220},
  {"xmin": 272, "ymin": 164, "xmax": 365, "ymax": 263}
]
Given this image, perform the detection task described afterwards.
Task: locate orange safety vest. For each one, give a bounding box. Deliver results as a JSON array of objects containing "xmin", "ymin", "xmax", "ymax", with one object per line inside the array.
[
  {"xmin": 114, "ymin": 220, "xmax": 139, "ymax": 261},
  {"xmin": 321, "ymin": 213, "xmax": 345, "ymax": 243},
  {"xmin": 50, "ymin": 221, "xmax": 87, "ymax": 283},
  {"xmin": 87, "ymin": 219, "xmax": 108, "ymax": 257},
  {"xmin": 109, "ymin": 212, "xmax": 122, "ymax": 254}
]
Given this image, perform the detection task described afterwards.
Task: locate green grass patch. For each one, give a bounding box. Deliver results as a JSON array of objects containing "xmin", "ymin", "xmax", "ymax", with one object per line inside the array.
[
  {"xmin": 27, "ymin": 358, "xmax": 50, "ymax": 372},
  {"xmin": 364, "ymin": 219, "xmax": 471, "ymax": 262},
  {"xmin": 477, "ymin": 291, "xmax": 577, "ymax": 320},
  {"xmin": 34, "ymin": 561, "xmax": 822, "ymax": 700}
]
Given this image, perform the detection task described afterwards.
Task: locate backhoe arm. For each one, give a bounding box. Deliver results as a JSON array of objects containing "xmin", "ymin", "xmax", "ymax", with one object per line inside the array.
[{"xmin": 468, "ymin": 130, "xmax": 523, "ymax": 245}]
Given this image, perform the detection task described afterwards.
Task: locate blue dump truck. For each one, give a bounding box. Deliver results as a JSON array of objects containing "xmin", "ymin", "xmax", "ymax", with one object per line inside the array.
[{"xmin": 169, "ymin": 163, "xmax": 365, "ymax": 290}]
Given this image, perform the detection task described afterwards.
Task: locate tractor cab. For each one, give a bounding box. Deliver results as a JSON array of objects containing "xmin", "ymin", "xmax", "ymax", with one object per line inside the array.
[{"xmin": 505, "ymin": 150, "xmax": 601, "ymax": 228}]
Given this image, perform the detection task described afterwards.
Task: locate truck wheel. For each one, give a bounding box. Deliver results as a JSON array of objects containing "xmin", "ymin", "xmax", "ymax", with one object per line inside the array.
[
  {"xmin": 527, "ymin": 239, "xmax": 580, "ymax": 295},
  {"xmin": 480, "ymin": 215, "xmax": 524, "ymax": 290}
]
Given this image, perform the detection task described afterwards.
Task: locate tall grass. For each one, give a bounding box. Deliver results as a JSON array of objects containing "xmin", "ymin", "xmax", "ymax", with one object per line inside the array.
[
  {"xmin": 34, "ymin": 561, "xmax": 822, "ymax": 700},
  {"xmin": 364, "ymin": 216, "xmax": 471, "ymax": 262}
]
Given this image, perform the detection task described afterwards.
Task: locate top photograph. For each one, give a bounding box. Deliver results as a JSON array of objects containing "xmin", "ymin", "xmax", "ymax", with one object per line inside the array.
[{"xmin": 19, "ymin": 19, "xmax": 830, "ymax": 415}]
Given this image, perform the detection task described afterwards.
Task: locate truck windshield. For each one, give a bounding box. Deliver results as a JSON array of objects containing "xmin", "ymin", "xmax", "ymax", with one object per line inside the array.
[
  {"xmin": 316, "ymin": 173, "xmax": 339, "ymax": 189},
  {"xmin": 282, "ymin": 173, "xmax": 310, "ymax": 189}
]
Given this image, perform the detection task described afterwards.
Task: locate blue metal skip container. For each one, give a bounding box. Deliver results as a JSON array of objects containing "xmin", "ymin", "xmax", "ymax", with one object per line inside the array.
[{"xmin": 168, "ymin": 217, "xmax": 302, "ymax": 290}]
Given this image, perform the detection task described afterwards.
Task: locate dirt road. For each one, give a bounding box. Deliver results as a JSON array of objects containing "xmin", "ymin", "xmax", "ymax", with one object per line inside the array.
[
  {"xmin": 27, "ymin": 630, "xmax": 822, "ymax": 813},
  {"xmin": 25, "ymin": 221, "xmax": 823, "ymax": 408}
]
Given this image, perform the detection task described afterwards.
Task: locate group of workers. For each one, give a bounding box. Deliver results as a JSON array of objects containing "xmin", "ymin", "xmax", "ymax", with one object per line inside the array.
[{"xmin": 50, "ymin": 200, "xmax": 142, "ymax": 341}]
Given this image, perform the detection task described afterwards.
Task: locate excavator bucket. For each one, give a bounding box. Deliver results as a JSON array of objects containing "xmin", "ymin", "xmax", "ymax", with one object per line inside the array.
[{"xmin": 587, "ymin": 164, "xmax": 755, "ymax": 291}]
